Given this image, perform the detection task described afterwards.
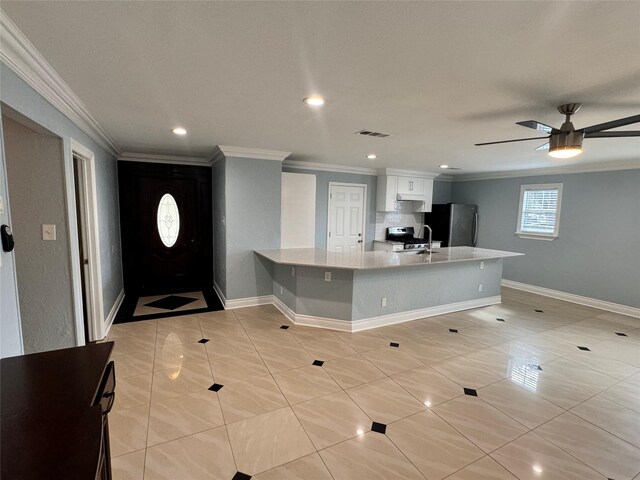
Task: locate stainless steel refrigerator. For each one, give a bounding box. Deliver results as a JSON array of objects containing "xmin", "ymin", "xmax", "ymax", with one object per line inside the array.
[{"xmin": 423, "ymin": 204, "xmax": 478, "ymax": 247}]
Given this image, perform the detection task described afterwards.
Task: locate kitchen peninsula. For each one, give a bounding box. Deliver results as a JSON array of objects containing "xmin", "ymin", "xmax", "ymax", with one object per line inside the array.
[{"xmin": 256, "ymin": 247, "xmax": 523, "ymax": 332}]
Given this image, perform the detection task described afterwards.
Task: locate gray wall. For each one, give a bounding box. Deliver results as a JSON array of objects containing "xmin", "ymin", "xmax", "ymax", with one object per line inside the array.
[
  {"xmin": 282, "ymin": 167, "xmax": 377, "ymax": 250},
  {"xmin": 212, "ymin": 158, "xmax": 227, "ymax": 297},
  {"xmin": 4, "ymin": 117, "xmax": 75, "ymax": 352},
  {"xmin": 432, "ymin": 179, "xmax": 452, "ymax": 204},
  {"xmin": 352, "ymin": 259, "xmax": 502, "ymax": 320},
  {"xmin": 0, "ymin": 63, "xmax": 122, "ymax": 353},
  {"xmin": 0, "ymin": 113, "xmax": 23, "ymax": 357},
  {"xmin": 224, "ymin": 156, "xmax": 281, "ymax": 300},
  {"xmin": 451, "ymin": 169, "xmax": 640, "ymax": 308}
]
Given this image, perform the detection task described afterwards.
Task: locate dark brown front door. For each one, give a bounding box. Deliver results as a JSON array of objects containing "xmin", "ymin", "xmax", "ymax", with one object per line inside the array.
[{"xmin": 118, "ymin": 162, "xmax": 212, "ymax": 295}]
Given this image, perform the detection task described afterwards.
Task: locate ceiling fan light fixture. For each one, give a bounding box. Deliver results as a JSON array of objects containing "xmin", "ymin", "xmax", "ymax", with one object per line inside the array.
[
  {"xmin": 549, "ymin": 146, "xmax": 582, "ymax": 159},
  {"xmin": 548, "ymin": 130, "xmax": 584, "ymax": 159}
]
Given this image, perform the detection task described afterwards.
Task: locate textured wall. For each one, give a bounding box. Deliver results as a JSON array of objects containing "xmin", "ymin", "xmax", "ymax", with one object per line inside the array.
[
  {"xmin": 282, "ymin": 167, "xmax": 377, "ymax": 250},
  {"xmin": 451, "ymin": 169, "xmax": 640, "ymax": 308},
  {"xmin": 295, "ymin": 266, "xmax": 354, "ymax": 320},
  {"xmin": 352, "ymin": 259, "xmax": 502, "ymax": 320},
  {"xmin": 4, "ymin": 117, "xmax": 75, "ymax": 352},
  {"xmin": 268, "ymin": 259, "xmax": 501, "ymax": 321},
  {"xmin": 0, "ymin": 115, "xmax": 23, "ymax": 357},
  {"xmin": 212, "ymin": 158, "xmax": 227, "ymax": 297},
  {"xmin": 432, "ymin": 179, "xmax": 452, "ymax": 204},
  {"xmin": 1, "ymin": 64, "xmax": 123, "ymax": 347},
  {"xmin": 224, "ymin": 157, "xmax": 281, "ymax": 300}
]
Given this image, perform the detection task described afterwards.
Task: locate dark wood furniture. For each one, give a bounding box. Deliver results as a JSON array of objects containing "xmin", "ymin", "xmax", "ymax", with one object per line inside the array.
[{"xmin": 1, "ymin": 342, "xmax": 115, "ymax": 480}]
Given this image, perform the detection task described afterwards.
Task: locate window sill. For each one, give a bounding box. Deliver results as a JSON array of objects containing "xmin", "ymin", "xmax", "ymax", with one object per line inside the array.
[{"xmin": 515, "ymin": 232, "xmax": 558, "ymax": 241}]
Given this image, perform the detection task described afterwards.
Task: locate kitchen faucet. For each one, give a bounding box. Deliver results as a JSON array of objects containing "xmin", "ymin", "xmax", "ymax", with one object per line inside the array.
[{"xmin": 420, "ymin": 224, "xmax": 432, "ymax": 253}]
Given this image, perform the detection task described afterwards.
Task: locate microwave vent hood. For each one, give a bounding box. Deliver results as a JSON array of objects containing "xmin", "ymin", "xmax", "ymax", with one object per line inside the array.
[{"xmin": 396, "ymin": 193, "xmax": 425, "ymax": 201}]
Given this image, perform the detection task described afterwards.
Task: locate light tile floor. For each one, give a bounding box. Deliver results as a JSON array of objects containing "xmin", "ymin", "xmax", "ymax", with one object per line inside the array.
[{"xmin": 107, "ymin": 288, "xmax": 640, "ymax": 480}]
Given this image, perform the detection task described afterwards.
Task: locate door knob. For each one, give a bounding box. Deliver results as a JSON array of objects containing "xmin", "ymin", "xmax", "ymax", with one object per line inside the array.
[{"xmin": 358, "ymin": 240, "xmax": 362, "ymax": 243}]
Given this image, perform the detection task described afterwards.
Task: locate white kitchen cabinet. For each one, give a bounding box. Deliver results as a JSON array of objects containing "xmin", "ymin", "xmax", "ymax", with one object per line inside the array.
[
  {"xmin": 397, "ymin": 176, "xmax": 424, "ymax": 195},
  {"xmin": 376, "ymin": 169, "xmax": 438, "ymax": 212}
]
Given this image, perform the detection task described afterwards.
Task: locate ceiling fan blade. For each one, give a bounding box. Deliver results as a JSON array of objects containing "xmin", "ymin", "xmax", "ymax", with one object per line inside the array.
[
  {"xmin": 582, "ymin": 114, "xmax": 640, "ymax": 134},
  {"xmin": 585, "ymin": 131, "xmax": 640, "ymax": 138},
  {"xmin": 475, "ymin": 136, "xmax": 549, "ymax": 146},
  {"xmin": 516, "ymin": 120, "xmax": 555, "ymax": 133},
  {"xmin": 535, "ymin": 142, "xmax": 550, "ymax": 151}
]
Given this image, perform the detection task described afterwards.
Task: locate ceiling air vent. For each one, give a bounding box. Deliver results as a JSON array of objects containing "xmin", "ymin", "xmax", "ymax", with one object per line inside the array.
[{"xmin": 355, "ymin": 130, "xmax": 393, "ymax": 138}]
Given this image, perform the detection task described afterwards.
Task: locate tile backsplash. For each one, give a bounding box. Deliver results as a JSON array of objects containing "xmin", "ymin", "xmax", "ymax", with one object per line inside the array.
[{"xmin": 375, "ymin": 202, "xmax": 423, "ymax": 240}]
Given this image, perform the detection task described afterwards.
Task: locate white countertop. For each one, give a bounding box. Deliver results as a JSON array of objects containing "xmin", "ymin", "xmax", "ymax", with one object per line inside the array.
[{"xmin": 255, "ymin": 247, "xmax": 523, "ymax": 270}]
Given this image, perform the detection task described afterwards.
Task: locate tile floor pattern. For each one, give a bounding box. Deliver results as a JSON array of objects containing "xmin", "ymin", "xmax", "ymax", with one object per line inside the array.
[
  {"xmin": 106, "ymin": 287, "xmax": 640, "ymax": 480},
  {"xmin": 133, "ymin": 291, "xmax": 208, "ymax": 317}
]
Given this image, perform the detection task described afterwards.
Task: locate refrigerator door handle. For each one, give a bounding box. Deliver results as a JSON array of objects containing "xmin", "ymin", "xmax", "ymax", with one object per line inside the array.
[{"xmin": 472, "ymin": 212, "xmax": 479, "ymax": 247}]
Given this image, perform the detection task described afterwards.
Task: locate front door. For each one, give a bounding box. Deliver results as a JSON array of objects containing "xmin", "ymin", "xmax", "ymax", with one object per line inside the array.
[
  {"xmin": 327, "ymin": 183, "xmax": 366, "ymax": 252},
  {"xmin": 118, "ymin": 162, "xmax": 212, "ymax": 295}
]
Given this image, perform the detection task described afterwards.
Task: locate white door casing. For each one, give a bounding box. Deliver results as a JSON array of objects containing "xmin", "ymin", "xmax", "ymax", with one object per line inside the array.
[
  {"xmin": 327, "ymin": 182, "xmax": 366, "ymax": 252},
  {"xmin": 68, "ymin": 139, "xmax": 105, "ymax": 342}
]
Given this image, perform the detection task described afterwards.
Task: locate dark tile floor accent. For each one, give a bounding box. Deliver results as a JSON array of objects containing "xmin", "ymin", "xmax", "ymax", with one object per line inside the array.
[
  {"xmin": 496, "ymin": 318, "xmax": 505, "ymax": 322},
  {"xmin": 232, "ymin": 472, "xmax": 252, "ymax": 480},
  {"xmin": 198, "ymin": 338, "xmax": 210, "ymax": 344},
  {"xmin": 280, "ymin": 325, "xmax": 290, "ymax": 329},
  {"xmin": 534, "ymin": 309, "xmax": 544, "ymax": 313},
  {"xmin": 312, "ymin": 360, "xmax": 325, "ymax": 367},
  {"xmin": 390, "ymin": 342, "xmax": 400, "ymax": 348},
  {"xmin": 463, "ymin": 388, "xmax": 478, "ymax": 397},
  {"xmin": 208, "ymin": 383, "xmax": 224, "ymax": 392},
  {"xmin": 577, "ymin": 346, "xmax": 591, "ymax": 351},
  {"xmin": 615, "ymin": 332, "xmax": 628, "ymax": 336},
  {"xmin": 145, "ymin": 295, "xmax": 197, "ymax": 310},
  {"xmin": 449, "ymin": 328, "xmax": 458, "ymax": 333},
  {"xmin": 371, "ymin": 421, "xmax": 387, "ymax": 434}
]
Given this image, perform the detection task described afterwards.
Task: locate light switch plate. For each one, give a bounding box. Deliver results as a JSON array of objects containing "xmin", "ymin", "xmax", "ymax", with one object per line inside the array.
[
  {"xmin": 42, "ymin": 224, "xmax": 56, "ymax": 241},
  {"xmin": 324, "ymin": 271, "xmax": 331, "ymax": 282},
  {"xmin": 0, "ymin": 195, "xmax": 4, "ymax": 214}
]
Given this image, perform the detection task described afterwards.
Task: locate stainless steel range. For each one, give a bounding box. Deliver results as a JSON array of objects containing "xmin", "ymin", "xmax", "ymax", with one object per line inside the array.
[{"xmin": 374, "ymin": 227, "xmax": 429, "ymax": 253}]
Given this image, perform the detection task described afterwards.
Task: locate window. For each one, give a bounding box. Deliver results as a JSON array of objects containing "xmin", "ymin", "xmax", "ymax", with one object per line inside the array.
[
  {"xmin": 157, "ymin": 193, "xmax": 180, "ymax": 247},
  {"xmin": 515, "ymin": 183, "xmax": 563, "ymax": 240}
]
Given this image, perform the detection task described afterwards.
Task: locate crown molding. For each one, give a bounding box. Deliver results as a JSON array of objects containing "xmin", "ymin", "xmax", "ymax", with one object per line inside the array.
[
  {"xmin": 118, "ymin": 152, "xmax": 210, "ymax": 167},
  {"xmin": 0, "ymin": 11, "xmax": 120, "ymax": 156},
  {"xmin": 218, "ymin": 145, "xmax": 291, "ymax": 161},
  {"xmin": 206, "ymin": 146, "xmax": 225, "ymax": 166},
  {"xmin": 435, "ymin": 173, "xmax": 455, "ymax": 182},
  {"xmin": 283, "ymin": 160, "xmax": 378, "ymax": 176},
  {"xmin": 450, "ymin": 159, "xmax": 640, "ymax": 182},
  {"xmin": 377, "ymin": 168, "xmax": 441, "ymax": 179}
]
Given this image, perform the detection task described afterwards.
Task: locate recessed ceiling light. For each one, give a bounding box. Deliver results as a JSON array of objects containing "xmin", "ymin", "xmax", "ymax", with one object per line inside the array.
[
  {"xmin": 303, "ymin": 95, "xmax": 325, "ymax": 107},
  {"xmin": 439, "ymin": 164, "xmax": 449, "ymax": 169},
  {"xmin": 172, "ymin": 127, "xmax": 187, "ymax": 136},
  {"xmin": 367, "ymin": 154, "xmax": 377, "ymax": 160}
]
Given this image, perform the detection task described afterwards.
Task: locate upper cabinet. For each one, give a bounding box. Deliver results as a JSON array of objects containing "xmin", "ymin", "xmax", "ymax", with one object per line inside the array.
[
  {"xmin": 397, "ymin": 176, "xmax": 424, "ymax": 195},
  {"xmin": 376, "ymin": 169, "xmax": 438, "ymax": 213}
]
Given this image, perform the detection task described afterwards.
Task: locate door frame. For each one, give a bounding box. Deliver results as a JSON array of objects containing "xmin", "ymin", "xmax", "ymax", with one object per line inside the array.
[
  {"xmin": 66, "ymin": 138, "xmax": 105, "ymax": 343},
  {"xmin": 326, "ymin": 182, "xmax": 367, "ymax": 251}
]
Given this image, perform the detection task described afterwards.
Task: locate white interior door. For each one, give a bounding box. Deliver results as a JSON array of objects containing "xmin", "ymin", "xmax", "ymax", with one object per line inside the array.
[
  {"xmin": 281, "ymin": 172, "xmax": 316, "ymax": 248},
  {"xmin": 327, "ymin": 183, "xmax": 366, "ymax": 252}
]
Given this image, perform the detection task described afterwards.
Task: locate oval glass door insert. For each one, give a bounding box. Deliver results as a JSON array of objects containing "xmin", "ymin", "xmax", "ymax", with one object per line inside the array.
[{"xmin": 157, "ymin": 193, "xmax": 180, "ymax": 247}]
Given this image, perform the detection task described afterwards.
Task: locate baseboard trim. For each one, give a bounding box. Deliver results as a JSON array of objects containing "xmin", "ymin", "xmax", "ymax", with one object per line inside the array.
[
  {"xmin": 502, "ymin": 280, "xmax": 640, "ymax": 319},
  {"xmin": 350, "ymin": 296, "xmax": 502, "ymax": 332},
  {"xmin": 103, "ymin": 289, "xmax": 125, "ymax": 338},
  {"xmin": 213, "ymin": 282, "xmax": 227, "ymax": 308},
  {"xmin": 268, "ymin": 294, "xmax": 501, "ymax": 332}
]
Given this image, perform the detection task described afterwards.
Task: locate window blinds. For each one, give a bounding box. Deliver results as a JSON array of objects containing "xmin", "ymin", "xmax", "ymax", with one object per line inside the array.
[{"xmin": 520, "ymin": 187, "xmax": 559, "ymax": 234}]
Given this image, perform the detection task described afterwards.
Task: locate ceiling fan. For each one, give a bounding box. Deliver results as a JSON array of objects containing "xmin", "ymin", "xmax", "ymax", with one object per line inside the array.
[{"xmin": 475, "ymin": 104, "xmax": 640, "ymax": 158}]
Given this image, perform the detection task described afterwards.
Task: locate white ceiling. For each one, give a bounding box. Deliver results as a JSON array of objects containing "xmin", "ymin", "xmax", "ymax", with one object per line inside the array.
[{"xmin": 2, "ymin": 1, "xmax": 640, "ymax": 174}]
